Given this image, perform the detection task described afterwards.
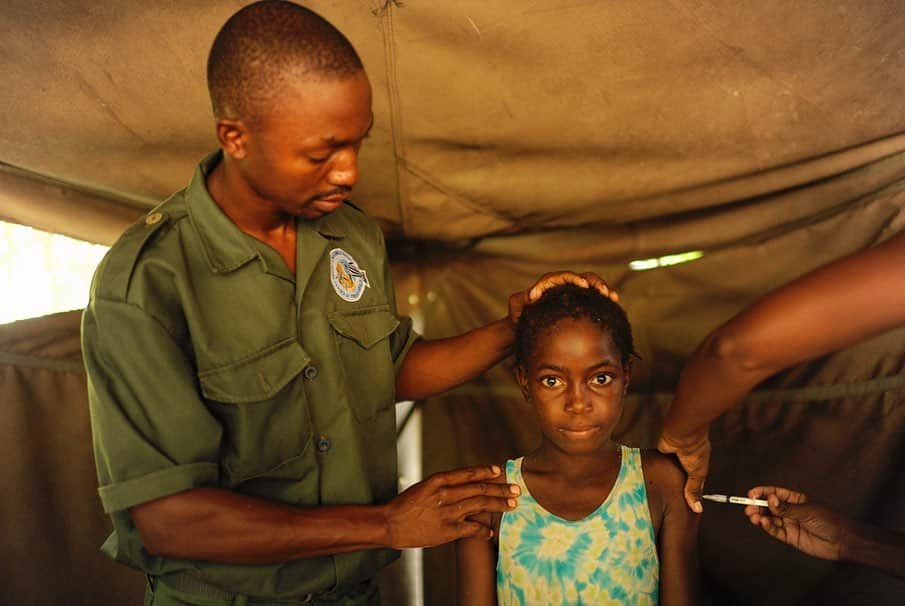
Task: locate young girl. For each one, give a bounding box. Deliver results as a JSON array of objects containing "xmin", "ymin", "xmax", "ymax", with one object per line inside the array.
[{"xmin": 457, "ymin": 285, "xmax": 700, "ymax": 605}]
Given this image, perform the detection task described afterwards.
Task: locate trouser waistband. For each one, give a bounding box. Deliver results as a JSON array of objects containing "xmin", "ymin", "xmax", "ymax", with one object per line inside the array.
[{"xmin": 152, "ymin": 573, "xmax": 373, "ymax": 605}]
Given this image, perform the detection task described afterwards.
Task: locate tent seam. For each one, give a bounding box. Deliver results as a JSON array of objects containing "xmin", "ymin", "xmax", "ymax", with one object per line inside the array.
[
  {"xmin": 0, "ymin": 352, "xmax": 84, "ymax": 374},
  {"xmin": 375, "ymin": 1, "xmax": 409, "ymax": 235}
]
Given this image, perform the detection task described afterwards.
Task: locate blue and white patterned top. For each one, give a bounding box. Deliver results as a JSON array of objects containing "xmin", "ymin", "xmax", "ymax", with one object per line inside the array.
[{"xmin": 497, "ymin": 446, "xmax": 659, "ymax": 605}]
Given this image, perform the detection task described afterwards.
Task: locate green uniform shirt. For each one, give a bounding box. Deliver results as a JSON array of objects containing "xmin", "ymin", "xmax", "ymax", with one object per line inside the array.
[{"xmin": 82, "ymin": 152, "xmax": 418, "ymax": 598}]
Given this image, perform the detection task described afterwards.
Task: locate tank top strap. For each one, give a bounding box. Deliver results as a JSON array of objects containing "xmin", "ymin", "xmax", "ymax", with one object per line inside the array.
[
  {"xmin": 620, "ymin": 445, "xmax": 644, "ymax": 489},
  {"xmin": 592, "ymin": 446, "xmax": 657, "ymax": 547},
  {"xmin": 505, "ymin": 457, "xmax": 529, "ymax": 501},
  {"xmin": 598, "ymin": 446, "xmax": 645, "ymax": 505}
]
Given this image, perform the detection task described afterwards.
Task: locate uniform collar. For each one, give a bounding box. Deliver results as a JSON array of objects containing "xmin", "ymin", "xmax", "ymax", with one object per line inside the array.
[
  {"xmin": 313, "ymin": 210, "xmax": 346, "ymax": 240},
  {"xmin": 186, "ymin": 151, "xmax": 345, "ymax": 274}
]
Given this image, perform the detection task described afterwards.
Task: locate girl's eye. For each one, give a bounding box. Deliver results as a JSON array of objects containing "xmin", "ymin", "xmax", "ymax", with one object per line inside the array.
[
  {"xmin": 540, "ymin": 376, "xmax": 561, "ymax": 388},
  {"xmin": 307, "ymin": 155, "xmax": 330, "ymax": 164},
  {"xmin": 592, "ymin": 373, "xmax": 613, "ymax": 386}
]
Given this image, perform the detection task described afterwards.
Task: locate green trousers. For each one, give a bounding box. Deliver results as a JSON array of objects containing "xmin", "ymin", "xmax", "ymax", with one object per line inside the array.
[{"xmin": 144, "ymin": 576, "xmax": 379, "ymax": 606}]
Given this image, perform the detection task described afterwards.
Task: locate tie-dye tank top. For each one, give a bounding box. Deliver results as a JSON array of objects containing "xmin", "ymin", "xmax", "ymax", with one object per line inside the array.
[{"xmin": 496, "ymin": 446, "xmax": 659, "ymax": 605}]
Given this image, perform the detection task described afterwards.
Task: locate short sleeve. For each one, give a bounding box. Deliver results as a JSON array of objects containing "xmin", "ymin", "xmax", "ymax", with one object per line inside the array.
[
  {"xmin": 373, "ymin": 227, "xmax": 420, "ymax": 370},
  {"xmin": 82, "ymin": 298, "xmax": 221, "ymax": 513}
]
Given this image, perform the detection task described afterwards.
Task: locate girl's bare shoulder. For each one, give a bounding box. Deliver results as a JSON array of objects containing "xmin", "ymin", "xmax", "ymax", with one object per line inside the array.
[
  {"xmin": 640, "ymin": 449, "xmax": 687, "ymax": 522},
  {"xmin": 640, "ymin": 449, "xmax": 686, "ymax": 489}
]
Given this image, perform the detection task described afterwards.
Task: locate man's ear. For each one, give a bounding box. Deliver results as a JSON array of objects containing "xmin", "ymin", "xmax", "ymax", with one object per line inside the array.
[
  {"xmin": 216, "ymin": 118, "xmax": 249, "ymax": 160},
  {"xmin": 515, "ymin": 365, "xmax": 531, "ymax": 401}
]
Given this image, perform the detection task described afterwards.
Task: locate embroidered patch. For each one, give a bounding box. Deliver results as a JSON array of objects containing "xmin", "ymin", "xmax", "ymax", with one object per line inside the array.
[{"xmin": 330, "ymin": 248, "xmax": 370, "ymax": 302}]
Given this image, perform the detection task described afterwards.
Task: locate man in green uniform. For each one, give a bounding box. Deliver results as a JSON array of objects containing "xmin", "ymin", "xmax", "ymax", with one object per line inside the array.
[{"xmin": 82, "ymin": 2, "xmax": 612, "ymax": 604}]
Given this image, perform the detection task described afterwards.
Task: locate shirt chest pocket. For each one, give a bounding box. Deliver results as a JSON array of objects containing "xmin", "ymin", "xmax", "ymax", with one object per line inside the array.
[
  {"xmin": 197, "ymin": 338, "xmax": 314, "ymax": 485},
  {"xmin": 328, "ymin": 307, "xmax": 399, "ymax": 422}
]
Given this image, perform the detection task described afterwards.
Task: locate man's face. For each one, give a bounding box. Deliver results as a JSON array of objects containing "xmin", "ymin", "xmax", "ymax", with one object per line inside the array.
[{"xmin": 235, "ymin": 70, "xmax": 373, "ymax": 220}]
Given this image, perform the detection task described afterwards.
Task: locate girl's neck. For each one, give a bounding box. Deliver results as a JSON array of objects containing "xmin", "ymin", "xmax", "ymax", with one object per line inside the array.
[{"xmin": 526, "ymin": 441, "xmax": 621, "ymax": 482}]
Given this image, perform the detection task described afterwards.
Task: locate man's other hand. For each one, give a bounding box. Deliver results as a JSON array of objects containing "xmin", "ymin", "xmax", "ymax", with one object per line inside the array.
[{"xmin": 382, "ymin": 466, "xmax": 519, "ymax": 549}]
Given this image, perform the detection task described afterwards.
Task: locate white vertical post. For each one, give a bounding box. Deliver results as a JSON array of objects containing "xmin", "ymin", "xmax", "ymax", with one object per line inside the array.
[
  {"xmin": 392, "ymin": 306, "xmax": 425, "ymax": 605},
  {"xmin": 395, "ymin": 400, "xmax": 424, "ymax": 606}
]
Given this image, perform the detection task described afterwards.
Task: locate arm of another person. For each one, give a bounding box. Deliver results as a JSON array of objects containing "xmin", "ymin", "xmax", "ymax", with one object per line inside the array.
[
  {"xmin": 395, "ymin": 272, "xmax": 616, "ymax": 401},
  {"xmin": 647, "ymin": 453, "xmax": 701, "ymax": 606},
  {"xmin": 745, "ymin": 486, "xmax": 905, "ymax": 580},
  {"xmin": 659, "ymin": 229, "xmax": 905, "ymax": 510}
]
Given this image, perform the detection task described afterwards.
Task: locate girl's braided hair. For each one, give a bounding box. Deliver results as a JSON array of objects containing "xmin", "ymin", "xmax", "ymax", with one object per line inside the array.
[{"xmin": 514, "ymin": 284, "xmax": 637, "ymax": 366}]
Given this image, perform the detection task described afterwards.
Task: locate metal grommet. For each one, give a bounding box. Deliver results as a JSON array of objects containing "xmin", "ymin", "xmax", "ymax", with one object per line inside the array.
[
  {"xmin": 145, "ymin": 212, "xmax": 163, "ymax": 226},
  {"xmin": 304, "ymin": 365, "xmax": 318, "ymax": 380}
]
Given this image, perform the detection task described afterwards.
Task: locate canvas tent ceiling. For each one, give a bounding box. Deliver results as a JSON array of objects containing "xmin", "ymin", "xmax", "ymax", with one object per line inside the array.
[
  {"xmin": 2, "ymin": 2, "xmax": 905, "ymax": 605},
  {"xmin": 3, "ymin": 1, "xmax": 905, "ymax": 245}
]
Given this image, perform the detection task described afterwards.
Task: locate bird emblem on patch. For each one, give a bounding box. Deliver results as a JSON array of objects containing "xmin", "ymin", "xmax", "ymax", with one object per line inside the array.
[{"xmin": 329, "ymin": 248, "xmax": 370, "ymax": 302}]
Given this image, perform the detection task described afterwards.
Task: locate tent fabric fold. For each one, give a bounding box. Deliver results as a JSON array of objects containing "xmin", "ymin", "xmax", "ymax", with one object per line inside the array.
[{"xmin": 4, "ymin": 2, "xmax": 905, "ymax": 240}]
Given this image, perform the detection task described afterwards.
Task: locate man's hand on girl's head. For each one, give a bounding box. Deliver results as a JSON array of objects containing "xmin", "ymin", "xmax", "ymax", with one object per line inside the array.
[{"xmin": 509, "ymin": 271, "xmax": 618, "ymax": 325}]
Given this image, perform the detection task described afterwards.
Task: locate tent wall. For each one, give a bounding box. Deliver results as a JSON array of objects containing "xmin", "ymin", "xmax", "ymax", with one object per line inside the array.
[
  {"xmin": 0, "ymin": 165, "xmax": 145, "ymax": 245},
  {"xmin": 0, "ymin": 312, "xmax": 145, "ymax": 604}
]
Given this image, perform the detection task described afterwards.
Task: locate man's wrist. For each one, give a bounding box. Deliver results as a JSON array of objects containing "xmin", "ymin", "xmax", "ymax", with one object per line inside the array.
[
  {"xmin": 374, "ymin": 503, "xmax": 395, "ymax": 549},
  {"xmin": 490, "ymin": 316, "xmax": 516, "ymax": 349},
  {"xmin": 494, "ymin": 314, "xmax": 516, "ymax": 332},
  {"xmin": 659, "ymin": 426, "xmax": 709, "ymax": 449}
]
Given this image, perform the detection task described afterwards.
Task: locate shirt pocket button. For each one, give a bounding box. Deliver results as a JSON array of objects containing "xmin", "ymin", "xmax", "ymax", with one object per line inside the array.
[
  {"xmin": 316, "ymin": 436, "xmax": 332, "ymax": 452},
  {"xmin": 304, "ymin": 365, "xmax": 319, "ymax": 380}
]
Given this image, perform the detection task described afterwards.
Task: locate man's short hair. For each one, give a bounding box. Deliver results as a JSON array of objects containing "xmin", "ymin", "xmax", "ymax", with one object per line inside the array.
[{"xmin": 207, "ymin": 0, "xmax": 363, "ymax": 122}]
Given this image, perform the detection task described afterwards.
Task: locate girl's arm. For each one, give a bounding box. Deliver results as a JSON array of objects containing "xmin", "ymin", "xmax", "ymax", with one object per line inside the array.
[
  {"xmin": 456, "ymin": 510, "xmax": 499, "ymax": 606},
  {"xmin": 646, "ymin": 452, "xmax": 701, "ymax": 606}
]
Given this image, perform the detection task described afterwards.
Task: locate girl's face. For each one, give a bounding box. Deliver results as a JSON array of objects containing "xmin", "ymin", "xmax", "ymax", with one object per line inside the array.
[{"xmin": 517, "ymin": 316, "xmax": 630, "ymax": 456}]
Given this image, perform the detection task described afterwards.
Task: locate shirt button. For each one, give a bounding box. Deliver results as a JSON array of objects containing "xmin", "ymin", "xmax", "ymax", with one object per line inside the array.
[
  {"xmin": 304, "ymin": 365, "xmax": 318, "ymax": 380},
  {"xmin": 316, "ymin": 436, "xmax": 331, "ymax": 453},
  {"xmin": 145, "ymin": 212, "xmax": 163, "ymax": 226}
]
